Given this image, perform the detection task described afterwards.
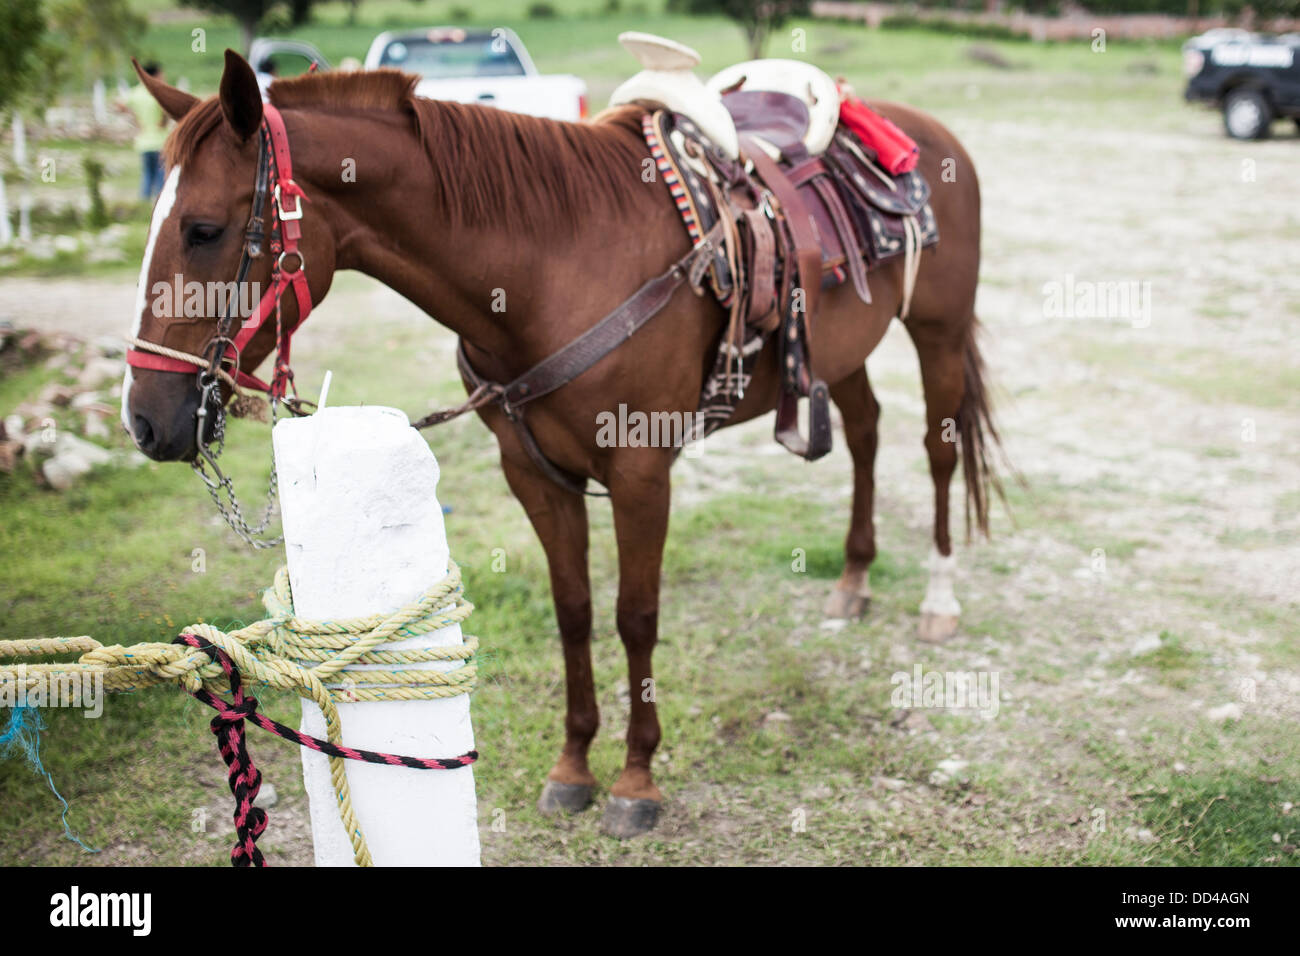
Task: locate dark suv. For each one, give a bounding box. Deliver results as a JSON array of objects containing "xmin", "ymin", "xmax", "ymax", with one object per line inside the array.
[{"xmin": 1184, "ymin": 29, "xmax": 1300, "ymax": 139}]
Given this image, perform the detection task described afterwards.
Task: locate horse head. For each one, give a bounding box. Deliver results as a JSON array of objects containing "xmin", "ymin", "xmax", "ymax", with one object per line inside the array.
[{"xmin": 121, "ymin": 50, "xmax": 334, "ymax": 461}]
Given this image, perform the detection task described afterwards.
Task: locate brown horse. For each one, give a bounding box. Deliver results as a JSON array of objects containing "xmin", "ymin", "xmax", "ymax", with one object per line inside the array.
[{"xmin": 122, "ymin": 51, "xmax": 1001, "ymax": 837}]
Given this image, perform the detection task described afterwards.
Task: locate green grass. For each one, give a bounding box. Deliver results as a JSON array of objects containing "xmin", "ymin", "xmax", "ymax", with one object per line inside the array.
[{"xmin": 1129, "ymin": 631, "xmax": 1207, "ymax": 690}]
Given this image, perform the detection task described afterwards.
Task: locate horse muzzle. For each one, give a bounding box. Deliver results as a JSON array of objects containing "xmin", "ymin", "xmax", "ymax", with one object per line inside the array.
[{"xmin": 126, "ymin": 370, "xmax": 212, "ymax": 462}]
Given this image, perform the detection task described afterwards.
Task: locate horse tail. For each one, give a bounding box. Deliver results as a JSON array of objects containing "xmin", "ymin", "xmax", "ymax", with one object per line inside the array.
[{"xmin": 957, "ymin": 317, "xmax": 1012, "ymax": 539}]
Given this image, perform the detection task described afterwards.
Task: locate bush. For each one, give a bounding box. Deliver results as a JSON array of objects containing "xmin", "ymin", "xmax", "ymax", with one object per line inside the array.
[{"xmin": 527, "ymin": 2, "xmax": 557, "ymax": 17}]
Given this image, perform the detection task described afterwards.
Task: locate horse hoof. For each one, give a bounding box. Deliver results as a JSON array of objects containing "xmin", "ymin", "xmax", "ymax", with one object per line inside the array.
[
  {"xmin": 918, "ymin": 612, "xmax": 960, "ymax": 644},
  {"xmin": 601, "ymin": 796, "xmax": 661, "ymax": 838},
  {"xmin": 824, "ymin": 586, "xmax": 871, "ymax": 621},
  {"xmin": 537, "ymin": 780, "xmax": 594, "ymax": 816}
]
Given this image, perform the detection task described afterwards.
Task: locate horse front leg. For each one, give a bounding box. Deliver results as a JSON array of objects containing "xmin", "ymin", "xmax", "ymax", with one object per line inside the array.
[
  {"xmin": 602, "ymin": 449, "xmax": 672, "ymax": 838},
  {"xmin": 825, "ymin": 364, "xmax": 882, "ymax": 620},
  {"xmin": 499, "ymin": 455, "xmax": 600, "ymax": 815}
]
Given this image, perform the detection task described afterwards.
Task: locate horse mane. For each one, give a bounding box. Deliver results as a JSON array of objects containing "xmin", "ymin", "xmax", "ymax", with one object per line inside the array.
[{"xmin": 164, "ymin": 70, "xmax": 650, "ymax": 235}]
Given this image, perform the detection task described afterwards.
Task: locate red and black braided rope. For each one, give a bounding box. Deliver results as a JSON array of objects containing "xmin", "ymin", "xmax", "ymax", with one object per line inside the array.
[{"xmin": 174, "ymin": 632, "xmax": 477, "ymax": 867}]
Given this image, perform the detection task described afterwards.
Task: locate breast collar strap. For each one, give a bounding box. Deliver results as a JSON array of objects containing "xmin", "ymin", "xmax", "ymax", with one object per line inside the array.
[{"xmin": 126, "ymin": 103, "xmax": 313, "ymax": 400}]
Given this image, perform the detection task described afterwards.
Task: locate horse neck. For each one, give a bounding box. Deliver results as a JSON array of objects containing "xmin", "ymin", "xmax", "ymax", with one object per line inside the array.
[{"xmin": 289, "ymin": 106, "xmax": 674, "ymax": 362}]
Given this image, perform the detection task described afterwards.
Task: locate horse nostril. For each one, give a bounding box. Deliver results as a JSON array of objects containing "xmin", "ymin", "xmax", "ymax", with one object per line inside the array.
[{"xmin": 132, "ymin": 414, "xmax": 157, "ymax": 452}]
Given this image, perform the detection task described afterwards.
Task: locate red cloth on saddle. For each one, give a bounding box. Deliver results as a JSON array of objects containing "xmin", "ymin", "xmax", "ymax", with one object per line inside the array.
[{"xmin": 837, "ymin": 92, "xmax": 919, "ymax": 175}]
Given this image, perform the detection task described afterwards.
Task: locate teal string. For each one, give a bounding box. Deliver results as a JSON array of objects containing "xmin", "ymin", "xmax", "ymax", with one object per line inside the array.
[{"xmin": 0, "ymin": 705, "xmax": 100, "ymax": 854}]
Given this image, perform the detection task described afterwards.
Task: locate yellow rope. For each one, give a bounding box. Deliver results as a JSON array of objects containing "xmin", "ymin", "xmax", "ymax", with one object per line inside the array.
[{"xmin": 0, "ymin": 561, "xmax": 478, "ymax": 867}]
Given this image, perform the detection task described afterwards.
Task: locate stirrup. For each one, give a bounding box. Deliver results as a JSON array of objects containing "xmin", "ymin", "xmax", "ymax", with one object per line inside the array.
[{"xmin": 774, "ymin": 379, "xmax": 832, "ymax": 461}]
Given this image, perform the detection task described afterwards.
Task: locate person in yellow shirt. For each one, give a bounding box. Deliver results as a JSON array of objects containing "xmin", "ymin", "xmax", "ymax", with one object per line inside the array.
[{"xmin": 118, "ymin": 62, "xmax": 170, "ymax": 199}]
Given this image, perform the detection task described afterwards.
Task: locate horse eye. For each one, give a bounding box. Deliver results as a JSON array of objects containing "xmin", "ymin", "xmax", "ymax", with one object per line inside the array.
[{"xmin": 186, "ymin": 223, "xmax": 224, "ymax": 248}]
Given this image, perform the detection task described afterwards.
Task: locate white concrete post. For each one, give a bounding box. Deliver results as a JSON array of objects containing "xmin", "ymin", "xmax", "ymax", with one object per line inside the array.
[
  {"xmin": 11, "ymin": 113, "xmax": 26, "ymax": 170},
  {"xmin": 92, "ymin": 79, "xmax": 108, "ymax": 127},
  {"xmin": 272, "ymin": 405, "xmax": 480, "ymax": 867},
  {"xmin": 0, "ymin": 175, "xmax": 12, "ymax": 247}
]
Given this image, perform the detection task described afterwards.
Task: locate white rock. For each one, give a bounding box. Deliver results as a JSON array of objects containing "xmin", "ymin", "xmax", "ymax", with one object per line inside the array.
[
  {"xmin": 254, "ymin": 783, "xmax": 278, "ymax": 809},
  {"xmin": 1130, "ymin": 633, "xmax": 1163, "ymax": 656},
  {"xmin": 43, "ymin": 453, "xmax": 92, "ymax": 490},
  {"xmin": 1206, "ymin": 702, "xmax": 1243, "ymax": 723},
  {"xmin": 1134, "ymin": 828, "xmax": 1157, "ymax": 844},
  {"xmin": 70, "ymin": 391, "xmax": 103, "ymax": 410},
  {"xmin": 930, "ymin": 757, "xmax": 969, "ymax": 785},
  {"xmin": 83, "ymin": 415, "xmax": 109, "ymax": 440},
  {"xmin": 56, "ymin": 432, "xmax": 112, "ymax": 466},
  {"xmin": 23, "ymin": 429, "xmax": 56, "ymax": 457},
  {"xmin": 77, "ymin": 357, "xmax": 124, "ymax": 388}
]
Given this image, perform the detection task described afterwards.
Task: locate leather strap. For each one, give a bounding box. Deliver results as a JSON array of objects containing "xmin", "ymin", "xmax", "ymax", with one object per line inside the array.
[
  {"xmin": 739, "ymin": 135, "xmax": 823, "ymax": 333},
  {"xmin": 739, "ymin": 135, "xmax": 834, "ymax": 462},
  {"xmin": 452, "ymin": 342, "xmax": 598, "ymax": 497},
  {"xmin": 417, "ymin": 225, "xmax": 724, "ymax": 497},
  {"xmin": 495, "ymin": 223, "xmax": 722, "ymax": 411},
  {"xmin": 740, "ymin": 208, "xmax": 777, "ymax": 330},
  {"xmin": 812, "ymin": 176, "xmax": 871, "ymax": 305}
]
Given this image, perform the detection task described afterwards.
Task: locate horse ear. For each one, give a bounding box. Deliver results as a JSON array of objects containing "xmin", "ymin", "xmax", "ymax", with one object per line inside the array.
[
  {"xmin": 219, "ymin": 49, "xmax": 263, "ymax": 142},
  {"xmin": 132, "ymin": 58, "xmax": 198, "ymax": 122}
]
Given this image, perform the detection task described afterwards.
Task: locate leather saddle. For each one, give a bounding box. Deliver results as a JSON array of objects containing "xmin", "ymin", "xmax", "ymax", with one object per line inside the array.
[{"xmin": 622, "ymin": 33, "xmax": 939, "ymax": 462}]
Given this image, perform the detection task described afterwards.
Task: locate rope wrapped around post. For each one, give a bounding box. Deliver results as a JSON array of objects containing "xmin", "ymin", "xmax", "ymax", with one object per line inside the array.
[{"xmin": 0, "ymin": 560, "xmax": 479, "ymax": 868}]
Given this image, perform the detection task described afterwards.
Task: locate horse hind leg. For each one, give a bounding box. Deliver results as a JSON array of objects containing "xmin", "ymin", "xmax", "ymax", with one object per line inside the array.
[
  {"xmin": 824, "ymin": 364, "xmax": 881, "ymax": 621},
  {"xmin": 908, "ymin": 307, "xmax": 1005, "ymax": 643},
  {"xmin": 904, "ymin": 315, "xmax": 969, "ymax": 644}
]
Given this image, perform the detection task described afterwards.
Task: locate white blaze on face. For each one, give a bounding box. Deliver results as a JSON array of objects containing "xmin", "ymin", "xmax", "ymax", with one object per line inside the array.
[{"xmin": 121, "ymin": 166, "xmax": 183, "ymax": 435}]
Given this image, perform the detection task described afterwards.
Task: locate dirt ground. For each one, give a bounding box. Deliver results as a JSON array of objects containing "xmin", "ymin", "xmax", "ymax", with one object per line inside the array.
[{"xmin": 3, "ymin": 73, "xmax": 1296, "ymax": 866}]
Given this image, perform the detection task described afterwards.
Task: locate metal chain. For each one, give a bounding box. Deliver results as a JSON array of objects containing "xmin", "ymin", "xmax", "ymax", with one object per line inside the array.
[{"xmin": 191, "ymin": 377, "xmax": 284, "ymax": 550}]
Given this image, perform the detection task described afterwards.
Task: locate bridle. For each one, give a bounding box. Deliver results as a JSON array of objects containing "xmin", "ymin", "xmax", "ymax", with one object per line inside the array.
[{"xmin": 125, "ymin": 103, "xmax": 316, "ymax": 548}]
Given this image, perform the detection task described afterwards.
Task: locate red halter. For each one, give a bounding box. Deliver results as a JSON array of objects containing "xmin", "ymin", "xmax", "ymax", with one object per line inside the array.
[{"xmin": 126, "ymin": 103, "xmax": 313, "ymax": 400}]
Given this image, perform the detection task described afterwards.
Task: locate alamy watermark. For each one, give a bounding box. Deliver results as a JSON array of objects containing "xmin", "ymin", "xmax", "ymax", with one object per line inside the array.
[
  {"xmin": 1041, "ymin": 273, "xmax": 1152, "ymax": 328},
  {"xmin": 150, "ymin": 275, "xmax": 261, "ymax": 324},
  {"xmin": 1, "ymin": 668, "xmax": 104, "ymax": 717},
  {"xmin": 595, "ymin": 403, "xmax": 704, "ymax": 457},
  {"xmin": 890, "ymin": 664, "xmax": 1000, "ymax": 719}
]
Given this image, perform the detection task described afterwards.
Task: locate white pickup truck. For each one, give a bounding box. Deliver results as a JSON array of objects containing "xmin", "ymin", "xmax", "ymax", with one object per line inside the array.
[{"xmin": 363, "ymin": 27, "xmax": 587, "ymax": 122}]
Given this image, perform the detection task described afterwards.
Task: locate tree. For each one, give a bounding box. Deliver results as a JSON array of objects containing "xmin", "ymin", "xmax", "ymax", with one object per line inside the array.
[
  {"xmin": 0, "ymin": 0, "xmax": 58, "ymax": 116},
  {"xmin": 49, "ymin": 0, "xmax": 146, "ymax": 86},
  {"xmin": 179, "ymin": 0, "xmax": 321, "ymax": 57},
  {"xmin": 669, "ymin": 0, "xmax": 812, "ymax": 60}
]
